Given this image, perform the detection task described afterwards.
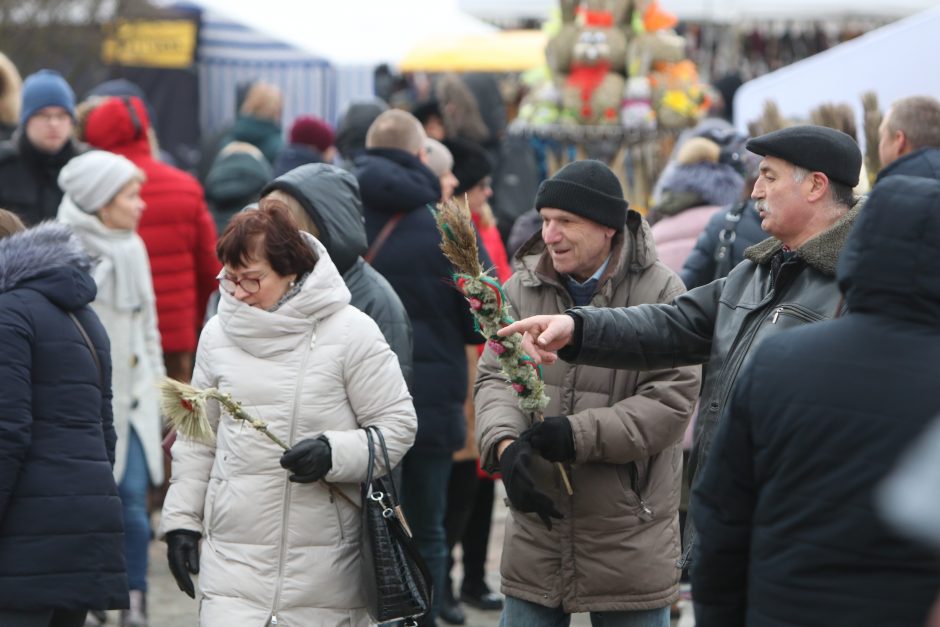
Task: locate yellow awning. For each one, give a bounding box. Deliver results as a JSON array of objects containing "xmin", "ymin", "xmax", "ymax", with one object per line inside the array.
[{"xmin": 399, "ymin": 29, "xmax": 547, "ymax": 73}]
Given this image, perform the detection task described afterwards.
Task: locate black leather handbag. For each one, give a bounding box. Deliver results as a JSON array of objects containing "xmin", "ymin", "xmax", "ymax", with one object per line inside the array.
[{"xmin": 360, "ymin": 426, "xmax": 433, "ymax": 626}]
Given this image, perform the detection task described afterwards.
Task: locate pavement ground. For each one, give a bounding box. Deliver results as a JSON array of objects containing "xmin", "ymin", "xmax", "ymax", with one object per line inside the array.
[{"xmin": 114, "ymin": 482, "xmax": 690, "ymax": 626}]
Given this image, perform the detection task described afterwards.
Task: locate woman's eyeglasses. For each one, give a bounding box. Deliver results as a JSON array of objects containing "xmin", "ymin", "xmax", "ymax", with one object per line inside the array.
[{"xmin": 217, "ymin": 271, "xmax": 268, "ymax": 295}]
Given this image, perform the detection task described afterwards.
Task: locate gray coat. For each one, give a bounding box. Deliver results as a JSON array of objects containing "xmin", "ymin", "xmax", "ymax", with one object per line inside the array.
[
  {"xmin": 560, "ymin": 199, "xmax": 864, "ymax": 557},
  {"xmin": 263, "ymin": 164, "xmax": 413, "ymax": 388}
]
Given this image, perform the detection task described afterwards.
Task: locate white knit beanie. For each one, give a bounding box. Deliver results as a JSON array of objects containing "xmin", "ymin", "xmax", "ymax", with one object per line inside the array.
[{"xmin": 58, "ymin": 150, "xmax": 143, "ymax": 213}]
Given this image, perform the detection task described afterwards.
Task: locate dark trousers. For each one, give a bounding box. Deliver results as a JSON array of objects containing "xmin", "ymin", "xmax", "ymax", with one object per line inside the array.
[
  {"xmin": 0, "ymin": 609, "xmax": 88, "ymax": 627},
  {"xmin": 400, "ymin": 449, "xmax": 453, "ymax": 621},
  {"xmin": 444, "ymin": 460, "xmax": 481, "ymax": 597},
  {"xmin": 461, "ymin": 477, "xmax": 495, "ymax": 593}
]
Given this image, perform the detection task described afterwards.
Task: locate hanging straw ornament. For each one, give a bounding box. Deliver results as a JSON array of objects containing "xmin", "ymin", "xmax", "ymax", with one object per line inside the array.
[
  {"xmin": 159, "ymin": 377, "xmax": 359, "ymax": 508},
  {"xmin": 435, "ymin": 198, "xmax": 573, "ymax": 495}
]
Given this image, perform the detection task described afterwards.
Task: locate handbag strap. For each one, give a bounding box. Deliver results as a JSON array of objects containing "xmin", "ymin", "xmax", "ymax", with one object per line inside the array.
[
  {"xmin": 364, "ymin": 426, "xmax": 377, "ymax": 491},
  {"xmin": 364, "ymin": 213, "xmax": 404, "ymax": 265},
  {"xmin": 68, "ymin": 312, "xmax": 103, "ymax": 388},
  {"xmin": 370, "ymin": 426, "xmax": 400, "ymax": 505},
  {"xmin": 713, "ymin": 200, "xmax": 748, "ymax": 280}
]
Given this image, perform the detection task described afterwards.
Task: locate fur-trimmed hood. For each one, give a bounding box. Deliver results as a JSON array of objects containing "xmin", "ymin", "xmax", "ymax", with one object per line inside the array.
[
  {"xmin": 0, "ymin": 51, "xmax": 21, "ymax": 129},
  {"xmin": 651, "ymin": 161, "xmax": 744, "ymax": 219},
  {"xmin": 744, "ymin": 196, "xmax": 866, "ymax": 277},
  {"xmin": 0, "ymin": 221, "xmax": 96, "ymax": 309}
]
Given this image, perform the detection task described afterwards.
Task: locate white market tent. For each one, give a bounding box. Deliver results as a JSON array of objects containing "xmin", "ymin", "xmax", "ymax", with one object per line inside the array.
[
  {"xmin": 733, "ymin": 4, "xmax": 940, "ymax": 147},
  {"xmin": 457, "ymin": 0, "xmax": 940, "ymax": 23},
  {"xmin": 655, "ymin": 0, "xmax": 939, "ymax": 22},
  {"xmin": 183, "ymin": 0, "xmax": 495, "ymax": 132}
]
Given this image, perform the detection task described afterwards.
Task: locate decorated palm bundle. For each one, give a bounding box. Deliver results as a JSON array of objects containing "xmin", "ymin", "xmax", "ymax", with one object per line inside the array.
[{"xmin": 435, "ymin": 199, "xmax": 573, "ymax": 494}]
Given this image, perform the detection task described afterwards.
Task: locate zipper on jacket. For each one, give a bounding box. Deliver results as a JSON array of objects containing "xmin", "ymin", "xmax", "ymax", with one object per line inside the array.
[
  {"xmin": 626, "ymin": 462, "xmax": 654, "ymax": 519},
  {"xmin": 771, "ymin": 304, "xmax": 823, "ymax": 325},
  {"xmin": 269, "ymin": 324, "xmax": 317, "ymax": 625},
  {"xmin": 330, "ymin": 491, "xmax": 345, "ymax": 541}
]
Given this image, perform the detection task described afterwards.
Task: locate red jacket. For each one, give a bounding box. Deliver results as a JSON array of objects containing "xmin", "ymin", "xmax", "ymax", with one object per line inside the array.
[
  {"xmin": 84, "ymin": 97, "xmax": 219, "ymax": 353},
  {"xmin": 471, "ymin": 213, "xmax": 511, "ymax": 284}
]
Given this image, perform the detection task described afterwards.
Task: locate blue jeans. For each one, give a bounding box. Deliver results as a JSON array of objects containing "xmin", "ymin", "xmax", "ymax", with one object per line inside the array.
[
  {"xmin": 499, "ymin": 596, "xmax": 671, "ymax": 627},
  {"xmin": 399, "ymin": 450, "xmax": 453, "ymax": 622},
  {"xmin": 118, "ymin": 427, "xmax": 151, "ymax": 592}
]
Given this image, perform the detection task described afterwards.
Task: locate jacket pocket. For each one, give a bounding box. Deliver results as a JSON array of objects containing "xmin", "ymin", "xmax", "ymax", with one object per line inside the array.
[
  {"xmin": 329, "ymin": 489, "xmax": 346, "ymax": 543},
  {"xmin": 766, "ymin": 303, "xmax": 825, "ymax": 329},
  {"xmin": 615, "ymin": 462, "xmax": 654, "ymax": 521}
]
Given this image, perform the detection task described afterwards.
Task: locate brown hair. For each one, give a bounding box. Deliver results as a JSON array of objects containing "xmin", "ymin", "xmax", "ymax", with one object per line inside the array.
[
  {"xmin": 0, "ymin": 208, "xmax": 25, "ymax": 239},
  {"xmin": 216, "ymin": 204, "xmax": 317, "ymax": 277}
]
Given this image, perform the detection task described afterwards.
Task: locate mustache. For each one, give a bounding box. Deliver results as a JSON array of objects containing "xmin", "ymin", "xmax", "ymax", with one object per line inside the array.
[{"xmin": 755, "ymin": 200, "xmax": 768, "ymax": 213}]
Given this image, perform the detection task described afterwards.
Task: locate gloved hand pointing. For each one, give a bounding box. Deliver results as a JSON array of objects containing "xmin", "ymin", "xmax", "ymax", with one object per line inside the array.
[
  {"xmin": 280, "ymin": 436, "xmax": 333, "ymax": 483},
  {"xmin": 498, "ymin": 438, "xmax": 563, "ymax": 530},
  {"xmin": 166, "ymin": 529, "xmax": 201, "ymax": 599}
]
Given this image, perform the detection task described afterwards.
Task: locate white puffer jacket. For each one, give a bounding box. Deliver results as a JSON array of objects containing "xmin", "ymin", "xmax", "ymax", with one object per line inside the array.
[{"xmin": 160, "ymin": 235, "xmax": 417, "ymax": 627}]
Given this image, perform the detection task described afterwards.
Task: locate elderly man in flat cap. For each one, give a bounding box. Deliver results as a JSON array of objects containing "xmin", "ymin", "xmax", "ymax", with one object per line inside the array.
[{"xmin": 498, "ymin": 124, "xmax": 863, "ymax": 566}]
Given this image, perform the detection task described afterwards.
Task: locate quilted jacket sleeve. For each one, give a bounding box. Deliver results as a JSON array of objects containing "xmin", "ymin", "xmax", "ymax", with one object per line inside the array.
[
  {"xmin": 322, "ymin": 312, "xmax": 416, "ymax": 483},
  {"xmin": 158, "ymin": 322, "xmax": 221, "ymax": 537}
]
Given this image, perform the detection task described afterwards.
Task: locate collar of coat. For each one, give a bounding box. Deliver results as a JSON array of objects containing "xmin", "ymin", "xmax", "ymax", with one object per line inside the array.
[
  {"xmin": 743, "ymin": 195, "xmax": 866, "ymax": 277},
  {"xmin": 515, "ymin": 209, "xmax": 657, "ymax": 289}
]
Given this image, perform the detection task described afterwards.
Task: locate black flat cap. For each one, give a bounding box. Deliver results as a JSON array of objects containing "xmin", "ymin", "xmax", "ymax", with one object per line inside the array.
[{"xmin": 746, "ymin": 125, "xmax": 862, "ymax": 187}]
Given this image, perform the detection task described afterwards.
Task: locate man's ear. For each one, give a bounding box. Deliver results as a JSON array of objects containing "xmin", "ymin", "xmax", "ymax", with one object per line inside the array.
[
  {"xmin": 807, "ymin": 172, "xmax": 830, "ymax": 201},
  {"xmin": 895, "ymin": 129, "xmax": 910, "ymax": 156}
]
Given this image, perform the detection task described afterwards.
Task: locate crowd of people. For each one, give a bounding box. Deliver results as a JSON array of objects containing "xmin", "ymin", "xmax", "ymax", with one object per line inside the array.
[{"xmin": 1, "ymin": 47, "xmax": 940, "ymax": 627}]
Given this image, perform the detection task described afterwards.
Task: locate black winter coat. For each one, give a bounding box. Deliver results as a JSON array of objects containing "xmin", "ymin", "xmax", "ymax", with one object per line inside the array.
[
  {"xmin": 690, "ymin": 175, "xmax": 940, "ymax": 627},
  {"xmin": 272, "ymin": 143, "xmax": 325, "ymax": 178},
  {"xmin": 262, "ymin": 162, "xmax": 414, "ymax": 389},
  {"xmin": 0, "ymin": 223, "xmax": 128, "ymax": 611},
  {"xmin": 679, "ymin": 199, "xmax": 768, "ymax": 289},
  {"xmin": 876, "ymin": 146, "xmax": 940, "ymax": 183},
  {"xmin": 0, "ymin": 133, "xmax": 84, "ymax": 225},
  {"xmin": 355, "ymin": 148, "xmax": 489, "ymax": 453}
]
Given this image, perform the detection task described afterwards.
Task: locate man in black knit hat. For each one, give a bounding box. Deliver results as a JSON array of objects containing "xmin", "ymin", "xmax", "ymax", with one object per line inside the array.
[
  {"xmin": 499, "ymin": 126, "xmax": 864, "ymax": 573},
  {"xmin": 475, "ymin": 159, "xmax": 700, "ymax": 626}
]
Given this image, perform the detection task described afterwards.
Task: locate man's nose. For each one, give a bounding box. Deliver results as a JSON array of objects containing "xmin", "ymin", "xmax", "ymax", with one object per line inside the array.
[
  {"xmin": 542, "ymin": 222, "xmax": 559, "ymax": 242},
  {"xmin": 751, "ymin": 180, "xmax": 765, "ymax": 199}
]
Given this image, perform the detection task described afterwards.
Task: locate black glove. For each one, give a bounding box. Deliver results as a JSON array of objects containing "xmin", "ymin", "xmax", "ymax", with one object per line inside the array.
[
  {"xmin": 280, "ymin": 436, "xmax": 333, "ymax": 483},
  {"xmin": 522, "ymin": 415, "xmax": 575, "ymax": 462},
  {"xmin": 498, "ymin": 438, "xmax": 563, "ymax": 530},
  {"xmin": 166, "ymin": 529, "xmax": 201, "ymax": 599}
]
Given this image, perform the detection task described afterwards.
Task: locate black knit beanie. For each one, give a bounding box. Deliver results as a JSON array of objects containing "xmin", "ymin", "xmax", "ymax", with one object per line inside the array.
[
  {"xmin": 534, "ymin": 160, "xmax": 628, "ymax": 230},
  {"xmin": 446, "ymin": 137, "xmax": 492, "ymax": 196}
]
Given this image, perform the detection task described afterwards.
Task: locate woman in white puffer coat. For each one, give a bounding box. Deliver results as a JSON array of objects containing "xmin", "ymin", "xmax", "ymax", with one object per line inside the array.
[{"xmin": 159, "ymin": 202, "xmax": 417, "ymax": 626}]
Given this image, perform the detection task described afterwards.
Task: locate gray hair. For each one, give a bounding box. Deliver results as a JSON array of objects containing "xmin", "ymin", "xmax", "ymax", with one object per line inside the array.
[
  {"xmin": 791, "ymin": 165, "xmax": 852, "ymax": 207},
  {"xmin": 886, "ymin": 96, "xmax": 940, "ymax": 151}
]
